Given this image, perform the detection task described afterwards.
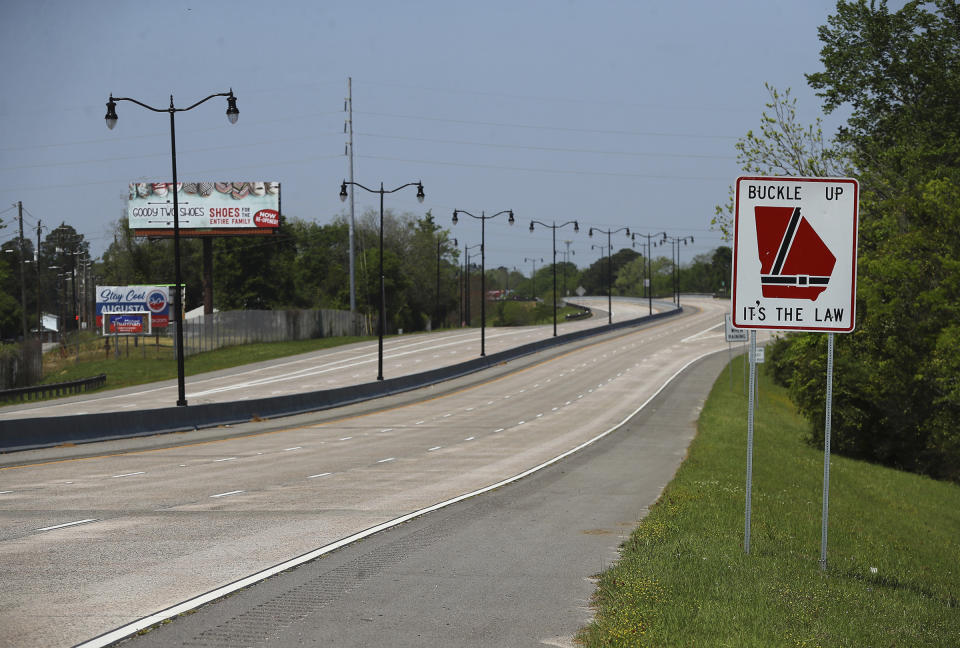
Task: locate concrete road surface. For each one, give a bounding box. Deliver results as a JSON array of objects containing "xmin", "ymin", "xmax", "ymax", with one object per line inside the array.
[
  {"xmin": 0, "ymin": 297, "xmax": 657, "ymax": 421},
  {"xmin": 0, "ymin": 297, "xmax": 739, "ymax": 647}
]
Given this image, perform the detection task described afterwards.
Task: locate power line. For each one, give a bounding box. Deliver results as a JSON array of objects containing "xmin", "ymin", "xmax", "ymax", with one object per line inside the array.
[
  {"xmin": 357, "ymin": 154, "xmax": 729, "ymax": 182},
  {"xmin": 354, "ymin": 110, "xmax": 739, "ymax": 140},
  {"xmin": 356, "ymin": 131, "xmax": 734, "ymax": 160}
]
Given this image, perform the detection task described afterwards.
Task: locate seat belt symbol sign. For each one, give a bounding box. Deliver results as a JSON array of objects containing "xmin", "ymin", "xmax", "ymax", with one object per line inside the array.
[{"xmin": 755, "ymin": 205, "xmax": 836, "ymax": 300}]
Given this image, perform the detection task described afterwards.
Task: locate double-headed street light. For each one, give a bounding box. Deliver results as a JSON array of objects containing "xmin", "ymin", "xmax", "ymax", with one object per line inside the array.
[
  {"xmin": 529, "ymin": 219, "xmax": 579, "ymax": 336},
  {"xmin": 588, "ymin": 226, "xmax": 630, "ymax": 324},
  {"xmin": 105, "ymin": 89, "xmax": 239, "ymax": 407},
  {"xmin": 340, "ymin": 180, "xmax": 425, "ymax": 380},
  {"xmin": 630, "ymin": 231, "xmax": 667, "ymax": 316},
  {"xmin": 663, "ymin": 235, "xmax": 694, "ymax": 308},
  {"xmin": 452, "ymin": 209, "xmax": 514, "ymax": 357}
]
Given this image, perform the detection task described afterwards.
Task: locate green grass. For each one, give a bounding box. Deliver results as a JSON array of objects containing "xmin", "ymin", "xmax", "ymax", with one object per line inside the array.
[
  {"xmin": 578, "ymin": 359, "xmax": 960, "ymax": 647},
  {"xmin": 33, "ymin": 335, "xmax": 372, "ymax": 397}
]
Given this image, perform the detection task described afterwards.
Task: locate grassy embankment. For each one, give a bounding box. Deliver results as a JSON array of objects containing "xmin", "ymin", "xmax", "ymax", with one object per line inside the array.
[
  {"xmin": 36, "ymin": 334, "xmax": 371, "ymax": 395},
  {"xmin": 579, "ymin": 359, "xmax": 959, "ymax": 647}
]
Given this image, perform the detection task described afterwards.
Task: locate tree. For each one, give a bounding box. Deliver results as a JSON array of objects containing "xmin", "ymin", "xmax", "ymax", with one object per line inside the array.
[
  {"xmin": 770, "ymin": 0, "xmax": 960, "ymax": 482},
  {"xmin": 712, "ymin": 83, "xmax": 850, "ymax": 239}
]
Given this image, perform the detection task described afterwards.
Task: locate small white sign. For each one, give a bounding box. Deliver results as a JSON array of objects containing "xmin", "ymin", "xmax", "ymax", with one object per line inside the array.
[
  {"xmin": 725, "ymin": 313, "xmax": 748, "ymax": 343},
  {"xmin": 755, "ymin": 346, "xmax": 765, "ymax": 364},
  {"xmin": 732, "ymin": 176, "xmax": 858, "ymax": 332}
]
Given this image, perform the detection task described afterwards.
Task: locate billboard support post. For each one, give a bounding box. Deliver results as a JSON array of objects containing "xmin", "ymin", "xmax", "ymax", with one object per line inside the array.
[{"xmin": 105, "ymin": 89, "xmax": 239, "ymax": 407}]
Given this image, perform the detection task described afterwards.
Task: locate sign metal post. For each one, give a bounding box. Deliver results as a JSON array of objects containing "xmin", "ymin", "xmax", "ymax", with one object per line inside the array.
[
  {"xmin": 745, "ymin": 329, "xmax": 756, "ymax": 554},
  {"xmin": 820, "ymin": 332, "xmax": 835, "ymax": 570}
]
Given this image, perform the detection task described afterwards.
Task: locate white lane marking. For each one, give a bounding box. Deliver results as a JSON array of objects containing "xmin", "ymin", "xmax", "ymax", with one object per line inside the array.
[
  {"xmin": 307, "ymin": 473, "xmax": 331, "ymax": 479},
  {"xmin": 536, "ymin": 413, "xmax": 543, "ymax": 418},
  {"xmin": 210, "ymin": 490, "xmax": 244, "ymax": 498},
  {"xmin": 415, "ymin": 420, "xmax": 425, "ymax": 425},
  {"xmin": 377, "ymin": 458, "xmax": 395, "ymax": 464},
  {"xmin": 518, "ymin": 421, "xmax": 525, "ymax": 425},
  {"xmin": 188, "ymin": 329, "xmax": 530, "ymax": 398},
  {"xmin": 442, "ymin": 413, "xmax": 452, "ymax": 418},
  {"xmin": 0, "ymin": 490, "xmax": 13, "ymax": 494},
  {"xmin": 464, "ymin": 436, "xmax": 475, "ymax": 441},
  {"xmin": 428, "ymin": 446, "xmax": 442, "ymax": 452},
  {"xmin": 284, "ymin": 447, "xmax": 302, "ymax": 451},
  {"xmin": 73, "ymin": 347, "xmax": 723, "ymax": 648},
  {"xmin": 214, "ymin": 457, "xmax": 236, "ymax": 463},
  {"xmin": 36, "ymin": 519, "xmax": 97, "ymax": 532},
  {"xmin": 465, "ymin": 407, "xmax": 474, "ymax": 412},
  {"xmin": 339, "ymin": 437, "xmax": 352, "ymax": 441},
  {"xmin": 681, "ymin": 321, "xmax": 724, "ymax": 343},
  {"xmin": 565, "ymin": 401, "xmax": 571, "ymax": 405},
  {"xmin": 111, "ymin": 472, "xmax": 145, "ymax": 479},
  {"xmin": 494, "ymin": 428, "xmax": 505, "ymax": 433},
  {"xmin": 380, "ymin": 428, "xmax": 393, "ymax": 433},
  {"xmin": 552, "ymin": 407, "xmax": 558, "ymax": 411}
]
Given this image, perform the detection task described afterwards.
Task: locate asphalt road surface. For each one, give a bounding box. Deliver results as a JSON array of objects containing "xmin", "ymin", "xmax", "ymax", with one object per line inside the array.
[
  {"xmin": 0, "ymin": 297, "xmax": 740, "ymax": 647},
  {"xmin": 0, "ymin": 297, "xmax": 658, "ymax": 421}
]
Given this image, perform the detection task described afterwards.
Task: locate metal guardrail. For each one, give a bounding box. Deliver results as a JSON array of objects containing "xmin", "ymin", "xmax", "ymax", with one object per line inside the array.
[{"xmin": 0, "ymin": 374, "xmax": 107, "ymax": 403}]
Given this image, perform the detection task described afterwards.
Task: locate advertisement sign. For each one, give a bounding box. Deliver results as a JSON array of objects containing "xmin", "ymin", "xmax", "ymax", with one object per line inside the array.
[
  {"xmin": 127, "ymin": 181, "xmax": 280, "ymax": 234},
  {"xmin": 732, "ymin": 176, "xmax": 858, "ymax": 332},
  {"xmin": 96, "ymin": 285, "xmax": 173, "ymax": 329},
  {"xmin": 107, "ymin": 313, "xmax": 147, "ymax": 334}
]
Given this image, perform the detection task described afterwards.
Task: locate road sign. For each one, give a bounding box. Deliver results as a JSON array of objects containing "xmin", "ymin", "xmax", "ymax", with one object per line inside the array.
[
  {"xmin": 724, "ymin": 313, "xmax": 748, "ymax": 343},
  {"xmin": 732, "ymin": 176, "xmax": 858, "ymax": 332}
]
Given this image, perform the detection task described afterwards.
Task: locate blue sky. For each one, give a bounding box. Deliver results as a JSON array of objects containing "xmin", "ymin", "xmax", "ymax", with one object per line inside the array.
[{"xmin": 0, "ymin": 0, "xmax": 851, "ymax": 276}]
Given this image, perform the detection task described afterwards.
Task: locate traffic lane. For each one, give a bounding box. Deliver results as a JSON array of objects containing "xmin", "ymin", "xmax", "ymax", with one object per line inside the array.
[
  {"xmin": 0, "ymin": 297, "xmax": 661, "ymax": 421},
  {"xmin": 0, "ymin": 301, "xmax": 721, "ymax": 647},
  {"xmin": 125, "ymin": 343, "xmax": 730, "ymax": 648},
  {"xmin": 0, "ymin": 300, "xmax": 716, "ymax": 519}
]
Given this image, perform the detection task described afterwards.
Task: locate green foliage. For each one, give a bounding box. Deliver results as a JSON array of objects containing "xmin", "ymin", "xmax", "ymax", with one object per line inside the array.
[
  {"xmin": 712, "ymin": 83, "xmax": 849, "ymax": 239},
  {"xmin": 735, "ymin": 1, "xmax": 960, "ymax": 483},
  {"xmin": 579, "ymin": 358, "xmax": 960, "ymax": 646}
]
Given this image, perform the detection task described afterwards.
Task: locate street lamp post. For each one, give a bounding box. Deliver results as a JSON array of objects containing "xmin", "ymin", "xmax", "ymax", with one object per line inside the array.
[
  {"xmin": 340, "ymin": 180, "xmax": 425, "ymax": 380},
  {"xmin": 588, "ymin": 226, "xmax": 630, "ymax": 324},
  {"xmin": 105, "ymin": 89, "xmax": 239, "ymax": 406},
  {"xmin": 631, "ymin": 232, "xmax": 667, "ymax": 316},
  {"xmin": 529, "ymin": 219, "xmax": 579, "ymax": 336},
  {"xmin": 663, "ymin": 235, "xmax": 694, "ymax": 308},
  {"xmin": 436, "ymin": 235, "xmax": 456, "ymax": 331},
  {"xmin": 523, "ymin": 256, "xmax": 543, "ymax": 300},
  {"xmin": 452, "ymin": 209, "xmax": 514, "ymax": 357}
]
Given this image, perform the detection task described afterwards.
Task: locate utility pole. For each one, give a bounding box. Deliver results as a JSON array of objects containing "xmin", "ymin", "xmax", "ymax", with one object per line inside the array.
[
  {"xmin": 36, "ymin": 220, "xmax": 42, "ymax": 340},
  {"xmin": 17, "ymin": 202, "xmax": 28, "ymax": 342},
  {"xmin": 562, "ymin": 240, "xmax": 574, "ymax": 297},
  {"xmin": 345, "ymin": 77, "xmax": 357, "ymax": 320}
]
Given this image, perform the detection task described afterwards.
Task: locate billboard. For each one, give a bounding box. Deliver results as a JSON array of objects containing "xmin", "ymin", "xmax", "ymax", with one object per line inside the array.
[
  {"xmin": 127, "ymin": 181, "xmax": 280, "ymax": 235},
  {"xmin": 96, "ymin": 285, "xmax": 175, "ymax": 329},
  {"xmin": 104, "ymin": 313, "xmax": 150, "ymax": 335}
]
